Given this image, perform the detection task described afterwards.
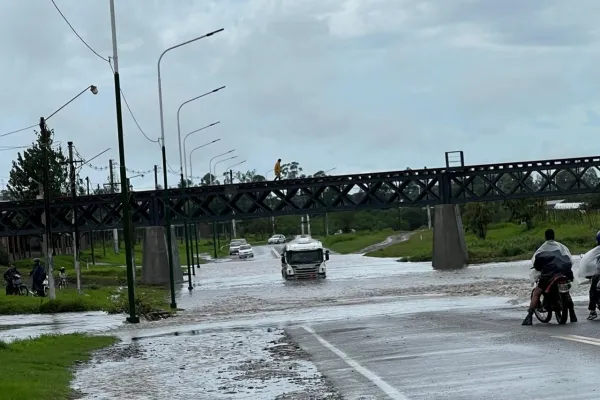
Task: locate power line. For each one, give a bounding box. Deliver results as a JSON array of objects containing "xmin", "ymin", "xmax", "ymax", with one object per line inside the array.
[
  {"xmin": 49, "ymin": 0, "xmax": 110, "ymax": 62},
  {"xmin": 49, "ymin": 0, "xmax": 159, "ymax": 145},
  {"xmin": 109, "ymin": 60, "xmax": 159, "ymax": 143},
  {"xmin": 0, "ymin": 124, "xmax": 38, "ymax": 138}
]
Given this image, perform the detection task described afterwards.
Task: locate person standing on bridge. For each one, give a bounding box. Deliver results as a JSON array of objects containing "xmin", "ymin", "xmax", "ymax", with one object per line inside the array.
[{"xmin": 274, "ymin": 159, "xmax": 282, "ymax": 181}]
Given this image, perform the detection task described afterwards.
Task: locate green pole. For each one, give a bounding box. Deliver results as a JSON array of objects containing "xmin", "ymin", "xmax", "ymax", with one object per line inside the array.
[
  {"xmin": 162, "ymin": 147, "xmax": 177, "ymax": 309},
  {"xmin": 180, "ymin": 176, "xmax": 193, "ymax": 289},
  {"xmin": 212, "ymin": 222, "xmax": 218, "ymax": 258},
  {"xmin": 110, "ymin": 2, "xmax": 139, "ymax": 323},
  {"xmin": 189, "ymin": 222, "xmax": 196, "ymax": 275},
  {"xmin": 194, "ymin": 223, "xmax": 200, "ymax": 268}
]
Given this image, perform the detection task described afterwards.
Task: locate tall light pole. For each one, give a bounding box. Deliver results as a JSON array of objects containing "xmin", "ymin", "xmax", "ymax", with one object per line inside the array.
[
  {"xmin": 177, "ymin": 90, "xmax": 224, "ymax": 290},
  {"xmin": 183, "ymin": 122, "xmax": 220, "ymax": 181},
  {"xmin": 189, "ymin": 139, "xmax": 221, "ymax": 184},
  {"xmin": 38, "ymin": 84, "xmax": 98, "ymax": 301},
  {"xmin": 157, "ymin": 28, "xmax": 224, "ymax": 308},
  {"xmin": 178, "ymin": 89, "xmax": 225, "ymax": 182},
  {"xmin": 110, "ymin": 0, "xmax": 138, "ymax": 323},
  {"xmin": 209, "ymin": 150, "xmax": 235, "ymax": 185},
  {"xmin": 213, "ymin": 156, "xmax": 237, "ymax": 181}
]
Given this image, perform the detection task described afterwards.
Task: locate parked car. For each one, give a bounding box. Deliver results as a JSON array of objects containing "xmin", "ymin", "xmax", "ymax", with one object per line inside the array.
[
  {"xmin": 229, "ymin": 239, "xmax": 244, "ymax": 255},
  {"xmin": 238, "ymin": 244, "xmax": 254, "ymax": 259},
  {"xmin": 268, "ymin": 234, "xmax": 286, "ymax": 244}
]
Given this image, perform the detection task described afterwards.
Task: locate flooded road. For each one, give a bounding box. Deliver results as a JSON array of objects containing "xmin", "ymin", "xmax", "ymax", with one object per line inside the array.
[{"xmin": 2, "ymin": 244, "xmax": 596, "ymax": 398}]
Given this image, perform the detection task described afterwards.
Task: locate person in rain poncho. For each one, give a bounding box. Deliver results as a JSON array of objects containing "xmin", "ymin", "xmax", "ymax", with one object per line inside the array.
[
  {"xmin": 522, "ymin": 228, "xmax": 577, "ymax": 326},
  {"xmin": 578, "ymin": 230, "xmax": 600, "ymax": 320}
]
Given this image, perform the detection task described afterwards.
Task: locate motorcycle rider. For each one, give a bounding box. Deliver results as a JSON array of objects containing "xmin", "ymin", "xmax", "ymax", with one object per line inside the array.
[
  {"xmin": 522, "ymin": 228, "xmax": 577, "ymax": 326},
  {"xmin": 29, "ymin": 258, "xmax": 47, "ymax": 297},
  {"xmin": 3, "ymin": 264, "xmax": 21, "ymax": 295},
  {"xmin": 582, "ymin": 231, "xmax": 600, "ymax": 320},
  {"xmin": 58, "ymin": 267, "xmax": 67, "ymax": 287}
]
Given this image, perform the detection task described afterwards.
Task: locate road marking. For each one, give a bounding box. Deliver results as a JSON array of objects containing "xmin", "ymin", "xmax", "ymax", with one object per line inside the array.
[
  {"xmin": 301, "ymin": 325, "xmax": 410, "ymax": 400},
  {"xmin": 553, "ymin": 334, "xmax": 600, "ymax": 346}
]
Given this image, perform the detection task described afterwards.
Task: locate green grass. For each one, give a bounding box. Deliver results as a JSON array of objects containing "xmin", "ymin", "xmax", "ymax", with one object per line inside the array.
[
  {"xmin": 0, "ymin": 333, "xmax": 118, "ymax": 400},
  {"xmin": 320, "ymin": 229, "xmax": 396, "ymax": 254},
  {"xmin": 366, "ymin": 222, "xmax": 598, "ymax": 263},
  {"xmin": 0, "ymin": 285, "xmax": 170, "ymax": 316}
]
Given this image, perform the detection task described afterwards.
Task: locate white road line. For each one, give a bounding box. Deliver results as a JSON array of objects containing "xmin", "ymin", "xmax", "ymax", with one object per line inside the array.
[
  {"xmin": 301, "ymin": 325, "xmax": 410, "ymax": 400},
  {"xmin": 553, "ymin": 334, "xmax": 600, "ymax": 346}
]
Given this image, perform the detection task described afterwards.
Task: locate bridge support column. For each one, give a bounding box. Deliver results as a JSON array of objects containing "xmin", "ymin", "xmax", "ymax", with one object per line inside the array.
[
  {"xmin": 432, "ymin": 205, "xmax": 467, "ymax": 270},
  {"xmin": 141, "ymin": 226, "xmax": 183, "ymax": 285}
]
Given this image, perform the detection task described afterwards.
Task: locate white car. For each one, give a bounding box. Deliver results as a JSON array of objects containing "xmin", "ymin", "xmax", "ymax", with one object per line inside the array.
[
  {"xmin": 238, "ymin": 244, "xmax": 254, "ymax": 259},
  {"xmin": 229, "ymin": 239, "xmax": 244, "ymax": 255},
  {"xmin": 268, "ymin": 234, "xmax": 286, "ymax": 244}
]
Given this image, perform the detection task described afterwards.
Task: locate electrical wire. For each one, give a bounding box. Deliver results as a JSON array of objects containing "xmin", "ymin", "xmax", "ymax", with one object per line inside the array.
[
  {"xmin": 49, "ymin": 0, "xmax": 110, "ymax": 62},
  {"xmin": 109, "ymin": 60, "xmax": 159, "ymax": 143}
]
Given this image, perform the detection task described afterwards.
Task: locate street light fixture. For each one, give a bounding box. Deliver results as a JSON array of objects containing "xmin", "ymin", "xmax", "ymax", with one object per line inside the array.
[
  {"xmin": 209, "ymin": 150, "xmax": 235, "ymax": 185},
  {"xmin": 323, "ymin": 167, "xmax": 336, "ymax": 175},
  {"xmin": 189, "ymin": 139, "xmax": 221, "ymax": 183},
  {"xmin": 183, "ymin": 122, "xmax": 220, "ymax": 181},
  {"xmin": 225, "ymin": 160, "xmax": 246, "ymax": 171},
  {"xmin": 213, "ymin": 156, "xmax": 238, "ymax": 179},
  {"xmin": 38, "ymin": 83, "xmax": 99, "ymax": 301},
  {"xmin": 156, "ymin": 28, "xmax": 224, "ymax": 308}
]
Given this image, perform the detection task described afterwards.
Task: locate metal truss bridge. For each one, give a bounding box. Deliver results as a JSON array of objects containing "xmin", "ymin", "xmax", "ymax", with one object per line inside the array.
[{"xmin": 1, "ymin": 153, "xmax": 600, "ymax": 236}]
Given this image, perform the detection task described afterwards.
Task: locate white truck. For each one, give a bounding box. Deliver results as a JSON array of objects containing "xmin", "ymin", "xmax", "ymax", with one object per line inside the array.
[{"xmin": 280, "ymin": 235, "xmax": 329, "ymax": 280}]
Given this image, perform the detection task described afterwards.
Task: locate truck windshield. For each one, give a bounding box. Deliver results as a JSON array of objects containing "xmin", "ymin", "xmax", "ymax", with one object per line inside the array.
[{"xmin": 286, "ymin": 250, "xmax": 323, "ymax": 264}]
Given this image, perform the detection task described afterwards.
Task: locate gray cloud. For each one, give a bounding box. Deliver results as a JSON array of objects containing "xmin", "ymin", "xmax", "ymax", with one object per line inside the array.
[{"xmin": 1, "ymin": 0, "xmax": 600, "ymax": 191}]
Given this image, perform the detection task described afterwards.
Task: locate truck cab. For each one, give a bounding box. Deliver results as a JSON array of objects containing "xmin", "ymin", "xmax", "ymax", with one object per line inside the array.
[{"xmin": 280, "ymin": 235, "xmax": 329, "ymax": 280}]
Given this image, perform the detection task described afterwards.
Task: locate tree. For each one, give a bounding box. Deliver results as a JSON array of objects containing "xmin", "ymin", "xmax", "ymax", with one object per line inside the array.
[
  {"xmin": 200, "ymin": 173, "xmax": 219, "ymax": 186},
  {"xmin": 281, "ymin": 161, "xmax": 303, "ymax": 179},
  {"xmin": 463, "ymin": 203, "xmax": 495, "ymax": 239},
  {"xmin": 504, "ymin": 198, "xmax": 546, "ymax": 230},
  {"xmin": 7, "ymin": 127, "xmax": 69, "ymax": 200},
  {"xmin": 177, "ymin": 178, "xmax": 193, "ymax": 188}
]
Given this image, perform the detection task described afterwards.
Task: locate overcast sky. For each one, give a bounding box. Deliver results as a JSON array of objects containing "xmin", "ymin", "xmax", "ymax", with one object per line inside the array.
[{"xmin": 1, "ymin": 0, "xmax": 599, "ymax": 191}]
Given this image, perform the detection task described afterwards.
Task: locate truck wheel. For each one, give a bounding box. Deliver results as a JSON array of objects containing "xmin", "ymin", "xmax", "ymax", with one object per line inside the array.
[{"xmin": 318, "ymin": 273, "xmax": 326, "ymax": 279}]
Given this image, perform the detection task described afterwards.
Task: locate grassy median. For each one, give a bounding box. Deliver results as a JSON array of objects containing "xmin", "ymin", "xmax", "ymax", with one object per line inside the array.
[
  {"xmin": 0, "ymin": 285, "xmax": 170, "ymax": 316},
  {"xmin": 320, "ymin": 229, "xmax": 395, "ymax": 254},
  {"xmin": 366, "ymin": 222, "xmax": 597, "ymax": 263},
  {"xmin": 0, "ymin": 333, "xmax": 118, "ymax": 400}
]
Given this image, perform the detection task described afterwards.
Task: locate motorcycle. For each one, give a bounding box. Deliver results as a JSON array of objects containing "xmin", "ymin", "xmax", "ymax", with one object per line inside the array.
[
  {"xmin": 31, "ymin": 278, "xmax": 49, "ymax": 297},
  {"xmin": 531, "ymin": 274, "xmax": 572, "ymax": 324},
  {"xmin": 5, "ymin": 274, "xmax": 30, "ymax": 296}
]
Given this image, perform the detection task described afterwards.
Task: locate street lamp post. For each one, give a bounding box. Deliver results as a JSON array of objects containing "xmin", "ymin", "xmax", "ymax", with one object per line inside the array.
[
  {"xmin": 213, "ymin": 156, "xmax": 237, "ymax": 181},
  {"xmin": 209, "ymin": 150, "xmax": 235, "ymax": 185},
  {"xmin": 110, "ymin": 0, "xmax": 138, "ymax": 323},
  {"xmin": 183, "ymin": 122, "xmax": 220, "ymax": 181},
  {"xmin": 157, "ymin": 28, "xmax": 224, "ymax": 308},
  {"xmin": 224, "ymin": 159, "xmax": 245, "ymax": 238},
  {"xmin": 188, "ymin": 139, "xmax": 221, "ymax": 184},
  {"xmin": 38, "ymin": 84, "xmax": 98, "ymax": 301}
]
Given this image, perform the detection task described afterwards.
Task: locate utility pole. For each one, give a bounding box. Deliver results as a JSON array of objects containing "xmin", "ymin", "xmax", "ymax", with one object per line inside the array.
[
  {"xmin": 68, "ymin": 142, "xmax": 82, "ymax": 293},
  {"xmin": 85, "ymin": 177, "xmax": 95, "ymax": 265},
  {"xmin": 98, "ymin": 184, "xmax": 106, "ymax": 257},
  {"xmin": 39, "ymin": 117, "xmax": 56, "ymax": 300},
  {"xmin": 110, "ymin": 0, "xmax": 139, "ymax": 323},
  {"xmin": 108, "ymin": 159, "xmax": 119, "ymax": 254},
  {"xmin": 230, "ymin": 169, "xmax": 237, "ymax": 238},
  {"xmin": 154, "ymin": 165, "xmax": 158, "ymax": 189}
]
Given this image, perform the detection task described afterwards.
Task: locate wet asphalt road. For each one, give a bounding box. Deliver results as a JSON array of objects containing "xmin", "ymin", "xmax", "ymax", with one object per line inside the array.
[
  {"xmin": 4, "ymin": 244, "xmax": 600, "ymax": 398},
  {"xmin": 287, "ymin": 307, "xmax": 600, "ymax": 400}
]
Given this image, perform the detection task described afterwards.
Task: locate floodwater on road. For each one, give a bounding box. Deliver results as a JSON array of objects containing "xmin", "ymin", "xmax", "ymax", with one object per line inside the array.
[{"xmin": 2, "ymin": 244, "xmax": 596, "ymax": 399}]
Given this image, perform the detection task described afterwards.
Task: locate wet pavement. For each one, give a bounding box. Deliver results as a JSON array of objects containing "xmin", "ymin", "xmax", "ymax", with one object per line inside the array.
[
  {"xmin": 1, "ymin": 243, "xmax": 597, "ymax": 398},
  {"xmin": 287, "ymin": 306, "xmax": 600, "ymax": 399}
]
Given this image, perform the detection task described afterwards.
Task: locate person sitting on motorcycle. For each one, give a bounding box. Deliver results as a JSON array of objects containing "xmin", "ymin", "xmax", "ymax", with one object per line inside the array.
[
  {"xmin": 3, "ymin": 264, "xmax": 21, "ymax": 294},
  {"xmin": 29, "ymin": 258, "xmax": 47, "ymax": 297},
  {"xmin": 58, "ymin": 267, "xmax": 67, "ymax": 285},
  {"xmin": 584, "ymin": 231, "xmax": 600, "ymax": 320},
  {"xmin": 522, "ymin": 228, "xmax": 577, "ymax": 326}
]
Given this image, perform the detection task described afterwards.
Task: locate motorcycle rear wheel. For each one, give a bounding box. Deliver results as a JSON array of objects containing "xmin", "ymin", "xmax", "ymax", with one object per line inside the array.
[
  {"xmin": 532, "ymin": 290, "xmax": 552, "ymax": 323},
  {"xmin": 18, "ymin": 285, "xmax": 29, "ymax": 296},
  {"xmin": 556, "ymin": 293, "xmax": 570, "ymax": 325}
]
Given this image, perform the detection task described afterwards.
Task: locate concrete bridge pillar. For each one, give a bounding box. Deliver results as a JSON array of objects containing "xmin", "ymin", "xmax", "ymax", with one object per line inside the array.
[
  {"xmin": 432, "ymin": 204, "xmax": 467, "ymax": 270},
  {"xmin": 141, "ymin": 226, "xmax": 183, "ymax": 285}
]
